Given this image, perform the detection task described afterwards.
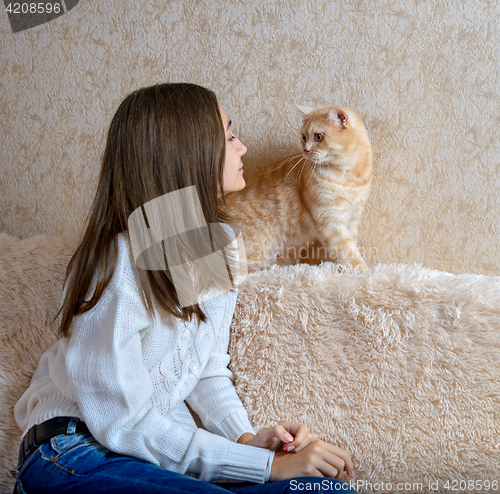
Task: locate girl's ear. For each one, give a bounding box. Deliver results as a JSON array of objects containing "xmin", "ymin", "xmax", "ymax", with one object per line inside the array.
[
  {"xmin": 296, "ymin": 104, "xmax": 315, "ymax": 117},
  {"xmin": 327, "ymin": 107, "xmax": 349, "ymax": 128}
]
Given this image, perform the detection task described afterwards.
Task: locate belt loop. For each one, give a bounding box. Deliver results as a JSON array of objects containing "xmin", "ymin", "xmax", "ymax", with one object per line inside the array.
[{"xmin": 67, "ymin": 417, "xmax": 79, "ymax": 434}]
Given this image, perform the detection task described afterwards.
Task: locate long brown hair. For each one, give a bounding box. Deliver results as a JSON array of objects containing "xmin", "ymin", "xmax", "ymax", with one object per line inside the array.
[{"xmin": 57, "ymin": 83, "xmax": 230, "ymax": 338}]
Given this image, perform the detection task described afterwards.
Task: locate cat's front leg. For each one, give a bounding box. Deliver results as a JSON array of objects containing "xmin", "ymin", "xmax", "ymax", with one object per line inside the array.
[
  {"xmin": 320, "ymin": 226, "xmax": 367, "ymax": 271},
  {"xmin": 347, "ymin": 201, "xmax": 367, "ymax": 247}
]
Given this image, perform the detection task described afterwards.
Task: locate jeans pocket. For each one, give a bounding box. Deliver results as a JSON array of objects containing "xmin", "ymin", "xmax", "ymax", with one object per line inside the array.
[
  {"xmin": 50, "ymin": 432, "xmax": 97, "ymax": 455},
  {"xmin": 16, "ymin": 433, "xmax": 115, "ymax": 492},
  {"xmin": 44, "ymin": 432, "xmax": 112, "ymax": 476}
]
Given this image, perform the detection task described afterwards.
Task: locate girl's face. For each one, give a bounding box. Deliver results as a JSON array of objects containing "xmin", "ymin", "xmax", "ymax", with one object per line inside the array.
[{"xmin": 219, "ymin": 106, "xmax": 247, "ymax": 196}]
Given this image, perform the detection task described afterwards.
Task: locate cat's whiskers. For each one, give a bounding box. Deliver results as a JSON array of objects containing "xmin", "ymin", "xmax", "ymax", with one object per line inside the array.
[
  {"xmin": 271, "ymin": 154, "xmax": 301, "ymax": 172},
  {"xmin": 297, "ymin": 157, "xmax": 308, "ymax": 186},
  {"xmin": 284, "ymin": 157, "xmax": 304, "ymax": 182}
]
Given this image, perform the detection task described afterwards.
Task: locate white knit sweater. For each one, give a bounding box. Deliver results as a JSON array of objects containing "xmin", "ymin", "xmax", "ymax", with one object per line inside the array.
[{"xmin": 14, "ymin": 234, "xmax": 273, "ymax": 483}]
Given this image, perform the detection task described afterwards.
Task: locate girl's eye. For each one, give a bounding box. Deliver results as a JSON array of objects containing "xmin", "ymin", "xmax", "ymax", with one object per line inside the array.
[
  {"xmin": 314, "ymin": 133, "xmax": 324, "ymax": 142},
  {"xmin": 302, "ymin": 134, "xmax": 307, "ymax": 142},
  {"xmin": 229, "ymin": 134, "xmax": 237, "ymax": 142}
]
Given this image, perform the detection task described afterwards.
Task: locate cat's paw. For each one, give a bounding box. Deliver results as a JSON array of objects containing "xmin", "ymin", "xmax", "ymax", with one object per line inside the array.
[{"xmin": 348, "ymin": 258, "xmax": 368, "ymax": 271}]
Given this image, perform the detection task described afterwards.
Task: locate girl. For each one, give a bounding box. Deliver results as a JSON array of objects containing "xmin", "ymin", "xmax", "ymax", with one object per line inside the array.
[{"xmin": 13, "ymin": 83, "xmax": 356, "ymax": 493}]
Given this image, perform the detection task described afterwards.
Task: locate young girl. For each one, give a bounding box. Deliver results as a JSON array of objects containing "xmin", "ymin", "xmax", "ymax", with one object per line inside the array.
[{"xmin": 13, "ymin": 83, "xmax": 356, "ymax": 493}]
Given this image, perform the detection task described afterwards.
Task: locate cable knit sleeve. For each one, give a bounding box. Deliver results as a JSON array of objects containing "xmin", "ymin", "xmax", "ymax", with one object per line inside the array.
[
  {"xmin": 186, "ymin": 289, "xmax": 255, "ymax": 441},
  {"xmin": 63, "ymin": 255, "xmax": 272, "ymax": 483}
]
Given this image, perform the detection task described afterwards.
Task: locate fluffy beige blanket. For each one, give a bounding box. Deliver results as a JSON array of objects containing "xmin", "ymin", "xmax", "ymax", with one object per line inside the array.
[
  {"xmin": 229, "ymin": 264, "xmax": 500, "ymax": 493},
  {"xmin": 0, "ymin": 230, "xmax": 77, "ymax": 493},
  {"xmin": 1, "ymin": 231, "xmax": 500, "ymax": 494}
]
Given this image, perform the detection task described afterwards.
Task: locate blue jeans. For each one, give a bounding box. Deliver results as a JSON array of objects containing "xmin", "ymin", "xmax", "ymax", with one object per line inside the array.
[{"xmin": 14, "ymin": 421, "xmax": 357, "ymax": 494}]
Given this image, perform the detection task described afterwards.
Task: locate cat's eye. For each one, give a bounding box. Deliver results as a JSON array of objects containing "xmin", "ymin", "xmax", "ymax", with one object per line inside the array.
[
  {"xmin": 314, "ymin": 133, "xmax": 324, "ymax": 142},
  {"xmin": 302, "ymin": 134, "xmax": 307, "ymax": 143}
]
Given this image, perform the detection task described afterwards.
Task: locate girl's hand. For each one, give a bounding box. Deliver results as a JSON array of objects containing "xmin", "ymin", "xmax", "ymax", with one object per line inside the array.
[
  {"xmin": 270, "ymin": 440, "xmax": 355, "ymax": 481},
  {"xmin": 246, "ymin": 422, "xmax": 320, "ymax": 452}
]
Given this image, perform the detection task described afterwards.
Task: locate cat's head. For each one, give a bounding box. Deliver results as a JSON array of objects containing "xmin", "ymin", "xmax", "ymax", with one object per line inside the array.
[{"xmin": 297, "ymin": 105, "xmax": 372, "ymax": 171}]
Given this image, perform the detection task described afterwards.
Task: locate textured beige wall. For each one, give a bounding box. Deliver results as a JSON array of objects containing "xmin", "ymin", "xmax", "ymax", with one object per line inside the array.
[{"xmin": 1, "ymin": 0, "xmax": 499, "ymax": 275}]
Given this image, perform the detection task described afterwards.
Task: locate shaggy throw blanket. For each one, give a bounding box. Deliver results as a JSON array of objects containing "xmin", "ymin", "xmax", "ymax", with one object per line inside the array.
[
  {"xmin": 0, "ymin": 228, "xmax": 79, "ymax": 493},
  {"xmin": 1, "ymin": 230, "xmax": 500, "ymax": 494},
  {"xmin": 229, "ymin": 263, "xmax": 500, "ymax": 494}
]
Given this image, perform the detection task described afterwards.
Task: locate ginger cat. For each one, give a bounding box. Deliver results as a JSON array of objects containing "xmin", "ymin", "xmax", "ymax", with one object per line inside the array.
[{"xmin": 222, "ymin": 105, "xmax": 373, "ymax": 272}]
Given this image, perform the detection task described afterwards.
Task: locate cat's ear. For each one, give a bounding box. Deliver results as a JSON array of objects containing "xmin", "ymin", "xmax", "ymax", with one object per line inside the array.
[
  {"xmin": 327, "ymin": 107, "xmax": 349, "ymax": 129},
  {"xmin": 296, "ymin": 104, "xmax": 315, "ymax": 117}
]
